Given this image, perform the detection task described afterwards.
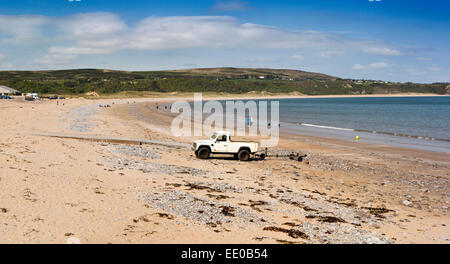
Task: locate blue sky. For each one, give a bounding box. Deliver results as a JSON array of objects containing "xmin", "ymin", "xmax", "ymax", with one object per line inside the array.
[{"xmin": 0, "ymin": 0, "xmax": 449, "ymax": 83}]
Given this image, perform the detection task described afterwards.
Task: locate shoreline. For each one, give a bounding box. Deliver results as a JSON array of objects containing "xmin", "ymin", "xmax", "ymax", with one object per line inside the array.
[
  {"xmin": 124, "ymin": 99, "xmax": 450, "ymax": 161},
  {"xmin": 115, "ymin": 95, "xmax": 450, "ymax": 155}
]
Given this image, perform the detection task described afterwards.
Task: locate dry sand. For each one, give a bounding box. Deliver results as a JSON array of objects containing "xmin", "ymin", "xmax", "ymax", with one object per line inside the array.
[{"xmin": 0, "ymin": 96, "xmax": 448, "ymax": 244}]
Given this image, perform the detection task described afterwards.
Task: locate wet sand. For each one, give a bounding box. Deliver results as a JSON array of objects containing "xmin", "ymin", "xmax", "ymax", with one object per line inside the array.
[{"xmin": 0, "ymin": 96, "xmax": 448, "ymax": 244}]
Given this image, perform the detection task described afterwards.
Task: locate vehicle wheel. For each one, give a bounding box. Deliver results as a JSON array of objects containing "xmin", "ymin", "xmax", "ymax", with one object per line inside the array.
[
  {"xmin": 197, "ymin": 147, "xmax": 211, "ymax": 160},
  {"xmin": 260, "ymin": 153, "xmax": 266, "ymax": 160},
  {"xmin": 238, "ymin": 149, "xmax": 251, "ymax": 161}
]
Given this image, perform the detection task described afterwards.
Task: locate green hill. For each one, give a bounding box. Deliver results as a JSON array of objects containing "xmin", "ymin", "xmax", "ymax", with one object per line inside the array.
[{"xmin": 0, "ymin": 68, "xmax": 448, "ymax": 96}]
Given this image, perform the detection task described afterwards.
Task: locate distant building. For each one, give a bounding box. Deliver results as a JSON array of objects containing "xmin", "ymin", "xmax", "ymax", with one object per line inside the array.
[{"xmin": 0, "ymin": 85, "xmax": 21, "ymax": 95}]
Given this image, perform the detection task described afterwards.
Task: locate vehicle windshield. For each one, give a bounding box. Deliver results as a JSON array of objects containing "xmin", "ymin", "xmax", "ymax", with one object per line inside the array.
[{"xmin": 211, "ymin": 133, "xmax": 219, "ymax": 140}]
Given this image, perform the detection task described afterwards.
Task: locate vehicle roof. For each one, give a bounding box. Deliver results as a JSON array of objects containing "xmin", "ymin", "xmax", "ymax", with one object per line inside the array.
[{"xmin": 214, "ymin": 131, "xmax": 231, "ymax": 135}]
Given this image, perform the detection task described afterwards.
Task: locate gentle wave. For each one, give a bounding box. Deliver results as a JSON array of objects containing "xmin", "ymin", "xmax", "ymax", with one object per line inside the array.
[
  {"xmin": 288, "ymin": 122, "xmax": 450, "ymax": 142},
  {"xmin": 299, "ymin": 123, "xmax": 355, "ymax": 131}
]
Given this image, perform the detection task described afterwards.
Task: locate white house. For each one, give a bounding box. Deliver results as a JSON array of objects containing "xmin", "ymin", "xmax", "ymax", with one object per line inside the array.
[{"xmin": 0, "ymin": 85, "xmax": 21, "ymax": 95}]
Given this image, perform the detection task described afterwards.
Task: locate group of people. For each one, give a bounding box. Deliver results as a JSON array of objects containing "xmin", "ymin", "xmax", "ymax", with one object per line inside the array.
[{"xmin": 99, "ymin": 102, "xmax": 115, "ymax": 108}]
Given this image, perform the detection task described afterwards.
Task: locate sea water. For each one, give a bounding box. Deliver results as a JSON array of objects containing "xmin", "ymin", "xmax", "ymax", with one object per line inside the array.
[{"xmin": 216, "ymin": 96, "xmax": 450, "ymax": 153}]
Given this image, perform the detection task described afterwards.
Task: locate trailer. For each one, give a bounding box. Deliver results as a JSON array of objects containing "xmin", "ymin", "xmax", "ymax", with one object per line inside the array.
[{"xmin": 193, "ymin": 131, "xmax": 307, "ymax": 162}]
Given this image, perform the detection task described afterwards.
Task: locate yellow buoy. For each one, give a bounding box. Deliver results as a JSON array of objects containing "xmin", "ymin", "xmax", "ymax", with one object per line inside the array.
[{"xmin": 356, "ymin": 136, "xmax": 360, "ymax": 142}]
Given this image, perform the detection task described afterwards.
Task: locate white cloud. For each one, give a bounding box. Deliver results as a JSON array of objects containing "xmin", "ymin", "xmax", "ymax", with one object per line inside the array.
[
  {"xmin": 125, "ymin": 16, "xmax": 397, "ymax": 53},
  {"xmin": 58, "ymin": 13, "xmax": 126, "ymax": 38},
  {"xmin": 46, "ymin": 13, "xmax": 127, "ymax": 56},
  {"xmin": 0, "ymin": 13, "xmax": 409, "ymax": 71},
  {"xmin": 0, "ymin": 13, "xmax": 400, "ymax": 56},
  {"xmin": 353, "ymin": 62, "xmax": 389, "ymax": 70},
  {"xmin": 0, "ymin": 15, "xmax": 51, "ymax": 44},
  {"xmin": 129, "ymin": 16, "xmax": 240, "ymax": 50},
  {"xmin": 363, "ymin": 47, "xmax": 401, "ymax": 56}
]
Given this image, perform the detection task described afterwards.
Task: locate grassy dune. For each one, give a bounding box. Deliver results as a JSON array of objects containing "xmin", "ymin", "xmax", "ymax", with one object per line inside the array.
[{"xmin": 1, "ymin": 68, "xmax": 448, "ymax": 97}]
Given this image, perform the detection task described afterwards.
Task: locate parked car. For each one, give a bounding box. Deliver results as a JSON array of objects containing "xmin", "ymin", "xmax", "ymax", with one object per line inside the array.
[
  {"xmin": 192, "ymin": 131, "xmax": 260, "ymax": 161},
  {"xmin": 48, "ymin": 95, "xmax": 58, "ymax": 100},
  {"xmin": 25, "ymin": 93, "xmax": 40, "ymax": 100}
]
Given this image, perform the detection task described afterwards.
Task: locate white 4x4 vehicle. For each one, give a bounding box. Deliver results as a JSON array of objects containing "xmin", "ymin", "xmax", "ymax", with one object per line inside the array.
[{"xmin": 193, "ymin": 131, "xmax": 259, "ymax": 161}]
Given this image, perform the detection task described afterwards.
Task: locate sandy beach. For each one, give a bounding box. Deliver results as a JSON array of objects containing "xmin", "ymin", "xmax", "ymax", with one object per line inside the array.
[{"xmin": 0, "ymin": 95, "xmax": 449, "ymax": 244}]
